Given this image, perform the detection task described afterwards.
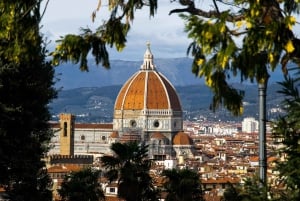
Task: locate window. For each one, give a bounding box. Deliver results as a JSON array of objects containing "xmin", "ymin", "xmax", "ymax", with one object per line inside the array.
[
  {"xmin": 109, "ymin": 188, "xmax": 115, "ymax": 193},
  {"xmin": 102, "ymin": 136, "xmax": 106, "ymax": 141},
  {"xmin": 153, "ymin": 120, "xmax": 160, "ymax": 128},
  {"xmin": 81, "ymin": 135, "xmax": 85, "ymax": 141},
  {"xmin": 63, "ymin": 122, "xmax": 67, "ymax": 137},
  {"xmin": 130, "ymin": 120, "xmax": 137, "ymax": 127}
]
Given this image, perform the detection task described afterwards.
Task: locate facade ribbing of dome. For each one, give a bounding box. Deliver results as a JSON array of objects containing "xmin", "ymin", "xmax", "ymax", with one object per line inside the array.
[
  {"xmin": 113, "ymin": 44, "xmax": 183, "ymax": 145},
  {"xmin": 114, "ymin": 45, "xmax": 181, "ymax": 111}
]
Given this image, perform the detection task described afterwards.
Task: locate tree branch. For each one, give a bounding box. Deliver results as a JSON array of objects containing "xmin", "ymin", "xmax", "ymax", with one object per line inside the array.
[
  {"xmin": 169, "ymin": 0, "xmax": 244, "ymax": 22},
  {"xmin": 40, "ymin": 0, "xmax": 50, "ymax": 21},
  {"xmin": 213, "ymin": 0, "xmax": 220, "ymax": 14}
]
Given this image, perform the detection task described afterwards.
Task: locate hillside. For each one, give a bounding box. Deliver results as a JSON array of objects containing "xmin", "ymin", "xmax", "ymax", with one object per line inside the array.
[
  {"xmin": 51, "ymin": 57, "xmax": 288, "ymax": 122},
  {"xmin": 50, "ymin": 83, "xmax": 284, "ymax": 123}
]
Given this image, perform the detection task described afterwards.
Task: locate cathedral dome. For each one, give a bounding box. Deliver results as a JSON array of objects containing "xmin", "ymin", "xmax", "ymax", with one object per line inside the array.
[
  {"xmin": 173, "ymin": 131, "xmax": 193, "ymax": 145},
  {"xmin": 150, "ymin": 132, "xmax": 166, "ymax": 140},
  {"xmin": 114, "ymin": 44, "xmax": 181, "ymax": 111},
  {"xmin": 110, "ymin": 131, "xmax": 119, "ymax": 138}
]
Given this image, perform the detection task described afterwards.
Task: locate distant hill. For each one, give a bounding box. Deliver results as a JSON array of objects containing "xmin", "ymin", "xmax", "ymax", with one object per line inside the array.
[
  {"xmin": 50, "ymin": 83, "xmax": 285, "ymax": 123},
  {"xmin": 54, "ymin": 57, "xmax": 203, "ymax": 90},
  {"xmin": 54, "ymin": 57, "xmax": 286, "ymax": 90},
  {"xmin": 51, "ymin": 57, "xmax": 289, "ymax": 122}
]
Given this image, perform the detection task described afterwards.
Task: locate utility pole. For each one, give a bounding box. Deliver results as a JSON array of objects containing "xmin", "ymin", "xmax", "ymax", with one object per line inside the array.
[{"xmin": 258, "ymin": 81, "xmax": 267, "ymax": 184}]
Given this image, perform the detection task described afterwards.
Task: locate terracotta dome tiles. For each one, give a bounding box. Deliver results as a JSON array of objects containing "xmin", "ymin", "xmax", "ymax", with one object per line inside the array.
[
  {"xmin": 110, "ymin": 131, "xmax": 119, "ymax": 138},
  {"xmin": 114, "ymin": 45, "xmax": 182, "ymax": 112},
  {"xmin": 123, "ymin": 73, "xmax": 145, "ymax": 110},
  {"xmin": 150, "ymin": 132, "xmax": 166, "ymax": 139},
  {"xmin": 146, "ymin": 72, "xmax": 168, "ymax": 109},
  {"xmin": 173, "ymin": 131, "xmax": 192, "ymax": 145},
  {"xmin": 114, "ymin": 76, "xmax": 134, "ymax": 109},
  {"xmin": 160, "ymin": 75, "xmax": 181, "ymax": 110}
]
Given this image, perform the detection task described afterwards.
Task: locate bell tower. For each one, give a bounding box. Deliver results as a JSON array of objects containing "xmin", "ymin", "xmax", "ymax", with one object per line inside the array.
[{"xmin": 59, "ymin": 113, "xmax": 75, "ymax": 155}]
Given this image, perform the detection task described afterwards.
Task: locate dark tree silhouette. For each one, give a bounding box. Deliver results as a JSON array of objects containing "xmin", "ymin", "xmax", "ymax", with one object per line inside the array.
[
  {"xmin": 101, "ymin": 142, "xmax": 159, "ymax": 201},
  {"xmin": 162, "ymin": 168, "xmax": 204, "ymax": 201},
  {"xmin": 58, "ymin": 168, "xmax": 105, "ymax": 201},
  {"xmin": 0, "ymin": 1, "xmax": 56, "ymax": 200},
  {"xmin": 272, "ymin": 69, "xmax": 300, "ymax": 200}
]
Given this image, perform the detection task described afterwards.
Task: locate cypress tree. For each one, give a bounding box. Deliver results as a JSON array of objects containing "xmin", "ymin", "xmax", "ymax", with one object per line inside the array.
[{"xmin": 0, "ymin": 1, "xmax": 56, "ymax": 200}]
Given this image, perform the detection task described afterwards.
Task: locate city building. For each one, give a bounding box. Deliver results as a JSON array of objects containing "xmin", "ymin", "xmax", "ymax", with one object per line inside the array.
[
  {"xmin": 46, "ymin": 45, "xmax": 283, "ymax": 201},
  {"xmin": 241, "ymin": 117, "xmax": 258, "ymax": 133},
  {"xmin": 48, "ymin": 44, "xmax": 194, "ymax": 161}
]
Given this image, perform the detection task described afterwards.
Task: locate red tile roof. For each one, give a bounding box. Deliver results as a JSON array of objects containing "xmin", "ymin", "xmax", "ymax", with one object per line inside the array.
[
  {"xmin": 48, "ymin": 164, "xmax": 82, "ymax": 173},
  {"xmin": 114, "ymin": 71, "xmax": 181, "ymax": 111},
  {"xmin": 50, "ymin": 123, "xmax": 113, "ymax": 129}
]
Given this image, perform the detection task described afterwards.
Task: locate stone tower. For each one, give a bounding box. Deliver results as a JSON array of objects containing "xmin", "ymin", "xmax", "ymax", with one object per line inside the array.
[{"xmin": 59, "ymin": 113, "xmax": 75, "ymax": 155}]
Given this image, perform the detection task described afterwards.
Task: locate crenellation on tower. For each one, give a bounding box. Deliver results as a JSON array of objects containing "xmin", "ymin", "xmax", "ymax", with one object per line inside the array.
[{"xmin": 48, "ymin": 154, "xmax": 93, "ymax": 166}]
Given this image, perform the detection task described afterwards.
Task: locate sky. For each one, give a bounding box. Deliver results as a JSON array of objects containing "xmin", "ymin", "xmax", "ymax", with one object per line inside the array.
[
  {"xmin": 41, "ymin": 0, "xmax": 192, "ymax": 61},
  {"xmin": 41, "ymin": 0, "xmax": 300, "ymax": 62}
]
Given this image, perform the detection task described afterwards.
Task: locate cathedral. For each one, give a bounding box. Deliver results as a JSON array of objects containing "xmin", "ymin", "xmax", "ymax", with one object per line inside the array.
[{"xmin": 49, "ymin": 44, "xmax": 194, "ymax": 161}]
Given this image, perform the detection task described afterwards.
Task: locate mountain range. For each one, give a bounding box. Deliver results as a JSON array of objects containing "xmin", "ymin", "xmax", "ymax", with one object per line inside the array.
[
  {"xmin": 54, "ymin": 57, "xmax": 286, "ymax": 90},
  {"xmin": 50, "ymin": 58, "xmax": 287, "ymax": 123}
]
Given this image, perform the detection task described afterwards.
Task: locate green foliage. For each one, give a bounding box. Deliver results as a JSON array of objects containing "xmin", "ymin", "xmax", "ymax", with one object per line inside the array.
[
  {"xmin": 222, "ymin": 176, "xmax": 272, "ymax": 201},
  {"xmin": 272, "ymin": 69, "xmax": 300, "ymax": 200},
  {"xmin": 51, "ymin": 29, "xmax": 110, "ymax": 71},
  {"xmin": 51, "ymin": 0, "xmax": 157, "ymax": 71},
  {"xmin": 221, "ymin": 182, "xmax": 244, "ymax": 201},
  {"xmin": 58, "ymin": 168, "xmax": 104, "ymax": 201},
  {"xmin": 100, "ymin": 18, "xmax": 130, "ymax": 51},
  {"xmin": 241, "ymin": 176, "xmax": 269, "ymax": 201},
  {"xmin": 181, "ymin": 0, "xmax": 300, "ymax": 115},
  {"xmin": 101, "ymin": 142, "xmax": 158, "ymax": 201},
  {"xmin": 51, "ymin": 0, "xmax": 300, "ymax": 116},
  {"xmin": 0, "ymin": 1, "xmax": 56, "ymax": 200},
  {"xmin": 162, "ymin": 168, "xmax": 204, "ymax": 201},
  {"xmin": 219, "ymin": 69, "xmax": 300, "ymax": 201}
]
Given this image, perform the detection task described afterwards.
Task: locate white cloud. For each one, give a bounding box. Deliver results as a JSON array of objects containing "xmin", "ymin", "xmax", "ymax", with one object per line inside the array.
[
  {"xmin": 41, "ymin": 0, "xmax": 190, "ymax": 60},
  {"xmin": 41, "ymin": 0, "xmax": 300, "ymax": 61}
]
